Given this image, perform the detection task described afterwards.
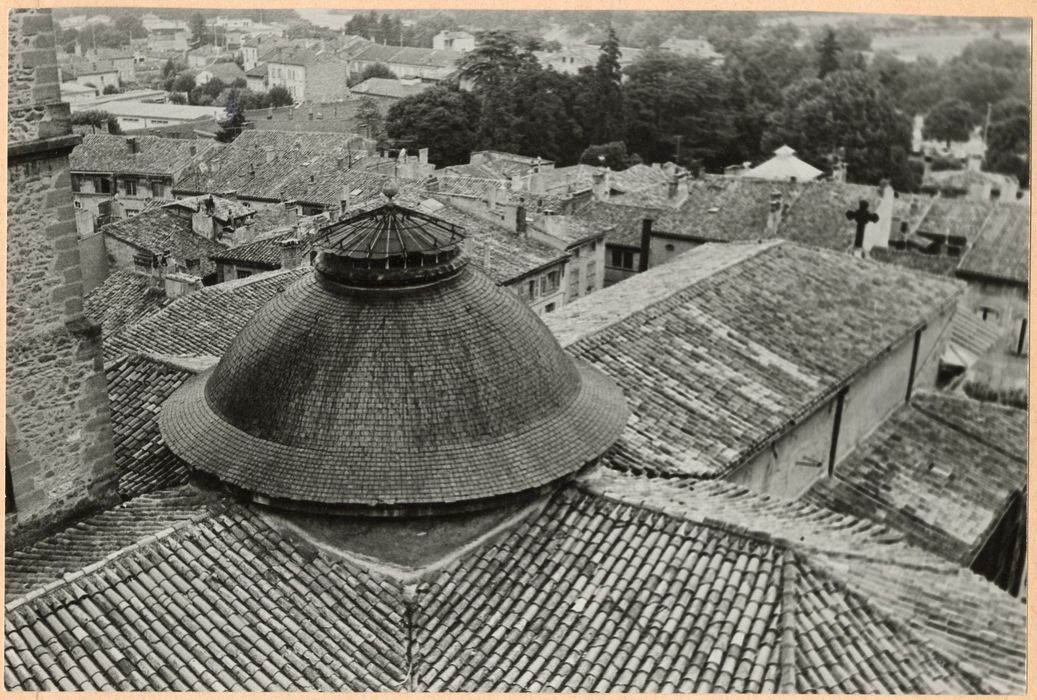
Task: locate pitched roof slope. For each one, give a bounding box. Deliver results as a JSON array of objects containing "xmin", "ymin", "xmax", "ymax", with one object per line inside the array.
[
  {"xmin": 100, "ymin": 206, "xmax": 227, "ymax": 278},
  {"xmin": 70, "ymin": 134, "xmax": 211, "ymax": 176},
  {"xmin": 4, "ymin": 486, "xmax": 218, "ymax": 602},
  {"xmin": 803, "ymin": 392, "xmax": 1027, "ymax": 564},
  {"xmin": 957, "ymin": 201, "xmax": 1029, "ymax": 285},
  {"xmin": 84, "ymin": 271, "xmax": 170, "ymax": 338},
  {"xmin": 104, "ymin": 268, "xmax": 307, "ymax": 362},
  {"xmin": 546, "ymin": 241, "xmax": 963, "ymax": 478},
  {"xmin": 105, "ymin": 354, "xmax": 200, "ymax": 497},
  {"xmin": 4, "ymin": 500, "xmax": 409, "ymax": 691}
]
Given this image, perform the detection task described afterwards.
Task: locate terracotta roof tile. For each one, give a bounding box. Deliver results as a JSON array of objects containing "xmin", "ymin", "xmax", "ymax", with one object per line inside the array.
[
  {"xmin": 547, "ymin": 241, "xmax": 963, "ymax": 478},
  {"xmin": 100, "ymin": 206, "xmax": 227, "ymax": 278},
  {"xmin": 957, "ymin": 201, "xmax": 1029, "ymax": 285},
  {"xmin": 84, "ymin": 271, "xmax": 170, "ymax": 339},
  {"xmin": 104, "ymin": 354, "xmax": 200, "ymax": 497},
  {"xmin": 803, "ymin": 392, "xmax": 1026, "ymax": 563},
  {"xmin": 70, "ymin": 134, "xmax": 212, "ymax": 177}
]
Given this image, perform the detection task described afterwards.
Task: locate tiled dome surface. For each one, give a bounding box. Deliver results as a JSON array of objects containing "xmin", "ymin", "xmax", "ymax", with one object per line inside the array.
[{"xmin": 160, "ymin": 265, "xmax": 628, "ymax": 509}]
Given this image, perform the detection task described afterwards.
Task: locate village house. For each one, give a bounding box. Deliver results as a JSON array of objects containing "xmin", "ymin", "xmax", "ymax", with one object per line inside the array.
[
  {"xmin": 185, "ymin": 44, "xmax": 234, "ymax": 69},
  {"xmin": 805, "ymin": 391, "xmax": 1027, "ymax": 596},
  {"xmin": 59, "ymin": 80, "xmax": 98, "ymax": 106},
  {"xmin": 534, "ymin": 43, "xmax": 643, "ymax": 76},
  {"xmin": 432, "ymin": 29, "xmax": 476, "ymax": 52},
  {"xmin": 85, "ymin": 100, "xmax": 227, "ymax": 132},
  {"xmin": 69, "ymin": 134, "xmax": 215, "ymax": 234},
  {"xmin": 61, "ymin": 61, "xmax": 120, "ymax": 91},
  {"xmin": 244, "ymin": 63, "xmax": 267, "ymax": 91},
  {"xmin": 142, "ymin": 17, "xmax": 189, "ymax": 52},
  {"xmin": 173, "ymin": 130, "xmax": 384, "ymax": 214},
  {"xmin": 349, "ymin": 43, "xmax": 462, "ymax": 82},
  {"xmin": 349, "ymin": 76, "xmax": 430, "ymax": 107},
  {"xmin": 660, "ymin": 36, "xmax": 723, "ymax": 60},
  {"xmin": 71, "ymin": 47, "xmax": 137, "ymax": 82},
  {"xmin": 260, "ymin": 45, "xmax": 352, "ymax": 103},
  {"xmin": 194, "ymin": 61, "xmax": 246, "ymax": 86},
  {"xmin": 921, "ymin": 155, "xmax": 1021, "ymax": 202},
  {"xmin": 739, "ymin": 144, "xmax": 824, "ymax": 181}
]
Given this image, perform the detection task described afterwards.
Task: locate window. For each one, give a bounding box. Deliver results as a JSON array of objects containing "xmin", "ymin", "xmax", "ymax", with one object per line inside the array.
[
  {"xmin": 589, "ymin": 241, "xmax": 596, "ymax": 253},
  {"xmin": 71, "ymin": 175, "xmax": 82, "ymax": 193},
  {"xmin": 236, "ymin": 269, "xmax": 252, "ymax": 279},
  {"xmin": 610, "ymin": 250, "xmax": 635, "ymax": 270},
  {"xmin": 665, "ymin": 243, "xmax": 675, "ymax": 252},
  {"xmin": 527, "ymin": 279, "xmax": 537, "ymax": 300},
  {"xmin": 122, "ymin": 179, "xmax": 138, "ymax": 196},
  {"xmin": 98, "ymin": 178, "xmax": 111, "ymax": 194},
  {"xmin": 152, "ymin": 182, "xmax": 166, "ymax": 199},
  {"xmin": 541, "ymin": 270, "xmax": 560, "ymax": 295},
  {"xmin": 124, "ymin": 209, "xmax": 140, "ymax": 217},
  {"xmin": 571, "ymin": 247, "xmax": 580, "ymax": 259},
  {"xmin": 545, "ymin": 302, "xmax": 556, "ymax": 312}
]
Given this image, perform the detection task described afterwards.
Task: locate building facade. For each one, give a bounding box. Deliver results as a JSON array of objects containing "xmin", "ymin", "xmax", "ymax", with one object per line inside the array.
[{"xmin": 7, "ymin": 9, "xmax": 119, "ymax": 546}]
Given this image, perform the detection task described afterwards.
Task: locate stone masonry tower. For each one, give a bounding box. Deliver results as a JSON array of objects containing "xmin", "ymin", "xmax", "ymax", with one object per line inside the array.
[{"xmin": 6, "ymin": 9, "xmax": 118, "ymax": 547}]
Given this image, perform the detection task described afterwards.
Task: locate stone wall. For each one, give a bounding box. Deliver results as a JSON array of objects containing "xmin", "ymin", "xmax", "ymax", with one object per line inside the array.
[{"xmin": 6, "ymin": 9, "xmax": 119, "ymax": 547}]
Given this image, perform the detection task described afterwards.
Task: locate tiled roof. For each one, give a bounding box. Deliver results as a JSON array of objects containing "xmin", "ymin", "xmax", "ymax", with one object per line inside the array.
[
  {"xmin": 916, "ymin": 197, "xmax": 992, "ymax": 241},
  {"xmin": 803, "ymin": 392, "xmax": 1026, "ymax": 565},
  {"xmin": 5, "ymin": 486, "xmax": 219, "ymax": 602},
  {"xmin": 84, "ymin": 271, "xmax": 170, "ymax": 339},
  {"xmin": 209, "ymin": 229, "xmax": 300, "ymax": 269},
  {"xmin": 352, "ymin": 44, "xmax": 461, "ymax": 68},
  {"xmin": 104, "ymin": 269, "xmax": 307, "ymax": 362},
  {"xmin": 587, "ymin": 470, "xmax": 1023, "ymax": 693},
  {"xmin": 957, "ymin": 201, "xmax": 1029, "ymax": 285},
  {"xmin": 943, "ymin": 307, "xmax": 1007, "ymax": 368},
  {"xmin": 244, "ymin": 62, "xmax": 267, "ymax": 77},
  {"xmin": 546, "ymin": 241, "xmax": 963, "ymax": 479},
  {"xmin": 774, "ymin": 181, "xmax": 883, "ymax": 249},
  {"xmin": 350, "ymin": 77, "xmax": 430, "ymax": 100},
  {"xmin": 743, "ymin": 146, "xmax": 823, "ymax": 181},
  {"xmin": 4, "ymin": 498, "xmax": 409, "ymax": 691},
  {"xmin": 197, "ymin": 61, "xmax": 245, "ymax": 82},
  {"xmin": 5, "ymin": 471, "xmax": 1019, "ymax": 693},
  {"xmin": 923, "ymin": 167, "xmax": 1019, "ymax": 191},
  {"xmin": 100, "ymin": 206, "xmax": 227, "ymax": 278},
  {"xmin": 653, "ymin": 177, "xmax": 800, "ymax": 243},
  {"xmin": 69, "ymin": 134, "xmax": 210, "ymax": 176},
  {"xmin": 572, "ymin": 198, "xmax": 666, "ymax": 247},
  {"xmin": 867, "ymin": 247, "xmax": 960, "ymax": 277},
  {"xmin": 168, "ymin": 195, "xmax": 255, "ymax": 225},
  {"xmin": 104, "ymin": 353, "xmax": 200, "ymax": 497},
  {"xmin": 437, "ymin": 163, "xmax": 509, "ymax": 182},
  {"xmin": 173, "ymin": 130, "xmax": 385, "ymax": 206}
]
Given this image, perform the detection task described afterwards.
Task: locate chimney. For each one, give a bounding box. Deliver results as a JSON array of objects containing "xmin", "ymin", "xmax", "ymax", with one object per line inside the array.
[
  {"xmin": 189, "ymin": 144, "xmax": 197, "ymax": 156},
  {"xmin": 424, "ymin": 173, "xmax": 439, "ymax": 192},
  {"xmin": 592, "ymin": 170, "xmax": 608, "ymax": 201},
  {"xmin": 639, "ymin": 218, "xmax": 653, "ymax": 272},
  {"xmin": 667, "ymin": 175, "xmax": 679, "ymax": 200},
  {"xmin": 164, "ymin": 272, "xmax": 202, "ymax": 300},
  {"xmin": 278, "ymin": 236, "xmax": 307, "ymax": 269},
  {"xmin": 339, "ymin": 185, "xmax": 351, "ymax": 215},
  {"xmin": 284, "ymin": 200, "xmax": 299, "ymax": 226},
  {"xmin": 485, "ymin": 184, "xmax": 498, "ymax": 211},
  {"xmin": 516, "ymin": 203, "xmax": 527, "ymax": 235},
  {"xmin": 766, "ymin": 189, "xmax": 783, "ymax": 236},
  {"xmin": 418, "ymin": 147, "xmax": 429, "ymax": 165},
  {"xmin": 967, "ymin": 153, "xmax": 982, "ymax": 172},
  {"xmin": 127, "ymin": 136, "xmax": 139, "ymax": 154}
]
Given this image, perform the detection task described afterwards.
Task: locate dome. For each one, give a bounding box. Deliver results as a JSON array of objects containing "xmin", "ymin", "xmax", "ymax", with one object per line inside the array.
[{"xmin": 159, "ymin": 195, "xmax": 628, "ymax": 515}]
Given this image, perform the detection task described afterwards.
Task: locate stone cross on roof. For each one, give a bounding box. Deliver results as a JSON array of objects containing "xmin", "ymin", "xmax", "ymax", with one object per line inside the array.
[{"xmin": 847, "ymin": 199, "xmax": 879, "ymax": 250}]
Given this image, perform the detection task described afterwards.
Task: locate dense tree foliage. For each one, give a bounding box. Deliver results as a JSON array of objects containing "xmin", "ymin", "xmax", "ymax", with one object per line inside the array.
[
  {"xmin": 352, "ymin": 63, "xmax": 398, "ymax": 86},
  {"xmin": 385, "ymin": 85, "xmax": 481, "ymax": 165},
  {"xmin": 215, "ymin": 107, "xmax": 247, "ymax": 143},
  {"xmin": 922, "ymin": 98, "xmax": 978, "ymax": 146},
  {"xmin": 984, "ymin": 98, "xmax": 1030, "ymax": 187},
  {"xmin": 817, "ymin": 29, "xmax": 841, "ymax": 79},
  {"xmin": 71, "ymin": 110, "xmax": 122, "ymax": 135},
  {"xmin": 765, "ymin": 70, "xmax": 916, "ymax": 189},
  {"xmin": 355, "ymin": 97, "xmax": 385, "ymax": 141},
  {"xmin": 580, "ymin": 141, "xmax": 641, "ymax": 169},
  {"xmin": 574, "ymin": 28, "xmax": 626, "ymax": 145}
]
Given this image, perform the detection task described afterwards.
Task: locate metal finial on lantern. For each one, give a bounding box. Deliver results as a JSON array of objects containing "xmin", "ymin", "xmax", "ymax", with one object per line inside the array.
[{"xmin": 382, "ymin": 181, "xmax": 399, "ymax": 201}]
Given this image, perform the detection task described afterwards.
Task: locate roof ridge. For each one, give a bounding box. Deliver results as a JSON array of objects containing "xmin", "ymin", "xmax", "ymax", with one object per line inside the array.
[
  {"xmin": 777, "ymin": 550, "xmax": 798, "ymax": 693},
  {"xmin": 5, "ymin": 492, "xmax": 227, "ymax": 612},
  {"xmin": 579, "ymin": 474, "xmax": 960, "ymax": 574}
]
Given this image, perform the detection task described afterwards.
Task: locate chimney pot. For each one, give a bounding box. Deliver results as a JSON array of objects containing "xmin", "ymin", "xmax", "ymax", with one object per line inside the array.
[{"xmin": 639, "ymin": 218, "xmax": 653, "ymax": 272}]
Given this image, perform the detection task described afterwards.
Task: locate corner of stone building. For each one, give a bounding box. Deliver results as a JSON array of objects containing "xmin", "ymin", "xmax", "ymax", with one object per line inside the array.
[{"xmin": 5, "ymin": 7, "xmax": 121, "ymax": 550}]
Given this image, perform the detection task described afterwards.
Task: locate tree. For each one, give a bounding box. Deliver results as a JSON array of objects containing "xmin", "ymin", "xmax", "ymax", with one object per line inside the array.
[
  {"xmin": 817, "ymin": 29, "xmax": 840, "ymax": 79},
  {"xmin": 574, "ymin": 27, "xmax": 626, "ymax": 145},
  {"xmin": 102, "ymin": 84, "xmax": 121, "ymax": 95},
  {"xmin": 764, "ymin": 70, "xmax": 916, "ymax": 189},
  {"xmin": 984, "ymin": 97, "xmax": 1030, "ymax": 188},
  {"xmin": 385, "ymin": 85, "xmax": 480, "ymax": 166},
  {"xmin": 71, "ymin": 109, "xmax": 121, "ymax": 135},
  {"xmin": 162, "ymin": 58, "xmax": 178, "ymax": 79},
  {"xmin": 356, "ymin": 63, "xmax": 398, "ymax": 85},
  {"xmin": 355, "ymin": 97, "xmax": 385, "ymax": 140},
  {"xmin": 580, "ymin": 142, "xmax": 641, "ymax": 169},
  {"xmin": 172, "ymin": 73, "xmax": 196, "ymax": 94},
  {"xmin": 959, "ymin": 37, "xmax": 1029, "ymax": 72},
  {"xmin": 215, "ymin": 106, "xmax": 247, "ymax": 143},
  {"xmin": 188, "ymin": 13, "xmax": 207, "ymax": 46},
  {"xmin": 922, "ymin": 98, "xmax": 978, "ymax": 147},
  {"xmin": 457, "ymin": 30, "xmax": 539, "ymax": 92},
  {"xmin": 623, "ymin": 50, "xmax": 736, "ymax": 168},
  {"xmin": 113, "ymin": 14, "xmax": 147, "ymax": 40},
  {"xmin": 168, "ymin": 92, "xmax": 187, "ymax": 105},
  {"xmin": 267, "ymin": 85, "xmax": 293, "ymax": 107}
]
